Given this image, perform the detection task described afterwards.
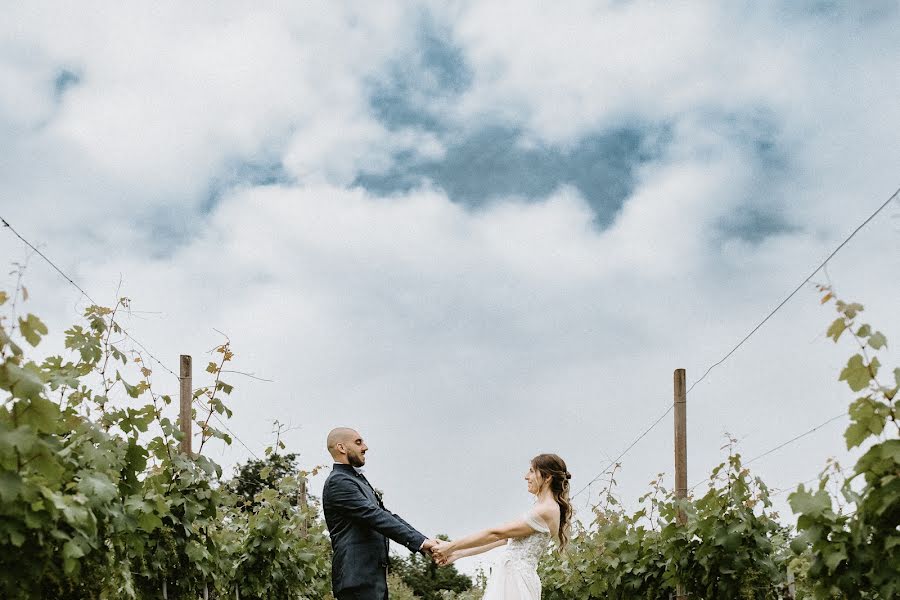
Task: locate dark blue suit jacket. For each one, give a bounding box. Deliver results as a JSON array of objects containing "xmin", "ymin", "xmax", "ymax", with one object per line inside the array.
[{"xmin": 323, "ymin": 463, "xmax": 426, "ymax": 597}]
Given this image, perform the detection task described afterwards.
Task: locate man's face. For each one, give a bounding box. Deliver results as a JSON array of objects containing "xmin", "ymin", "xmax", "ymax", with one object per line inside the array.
[{"xmin": 340, "ymin": 431, "xmax": 368, "ymax": 467}]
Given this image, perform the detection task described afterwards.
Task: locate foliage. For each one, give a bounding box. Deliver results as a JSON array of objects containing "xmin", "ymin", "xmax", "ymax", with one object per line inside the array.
[
  {"xmin": 228, "ymin": 451, "xmax": 299, "ymax": 508},
  {"xmin": 217, "ymin": 476, "xmax": 331, "ymax": 600},
  {"xmin": 540, "ymin": 459, "xmax": 790, "ymax": 599},
  {"xmin": 440, "ymin": 588, "xmax": 485, "ymax": 600},
  {"xmin": 390, "ymin": 538, "xmax": 473, "ymax": 600},
  {"xmin": 388, "ymin": 572, "xmax": 419, "ymax": 600},
  {"xmin": 2, "ymin": 281, "xmax": 897, "ymax": 599},
  {"xmin": 666, "ymin": 453, "xmax": 790, "ymax": 598},
  {"xmin": 788, "ymin": 288, "xmax": 899, "ymax": 599},
  {"xmin": 438, "ymin": 567, "xmax": 486, "ymax": 600},
  {"xmin": 0, "ymin": 286, "xmax": 330, "ymax": 599}
]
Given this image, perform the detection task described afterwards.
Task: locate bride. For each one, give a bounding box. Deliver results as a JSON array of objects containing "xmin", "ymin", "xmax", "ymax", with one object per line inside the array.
[{"xmin": 432, "ymin": 454, "xmax": 572, "ymax": 599}]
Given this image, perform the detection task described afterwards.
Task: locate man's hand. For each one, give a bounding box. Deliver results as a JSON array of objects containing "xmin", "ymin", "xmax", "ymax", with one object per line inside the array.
[{"xmin": 420, "ymin": 538, "xmax": 439, "ymax": 556}]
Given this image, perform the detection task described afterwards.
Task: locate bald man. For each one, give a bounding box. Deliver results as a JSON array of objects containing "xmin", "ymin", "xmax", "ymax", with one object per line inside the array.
[{"xmin": 322, "ymin": 428, "xmax": 436, "ymax": 600}]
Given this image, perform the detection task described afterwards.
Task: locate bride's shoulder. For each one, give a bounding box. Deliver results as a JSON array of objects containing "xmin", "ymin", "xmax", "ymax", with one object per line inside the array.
[
  {"xmin": 533, "ymin": 501, "xmax": 559, "ymax": 520},
  {"xmin": 529, "ymin": 502, "xmax": 559, "ymax": 530}
]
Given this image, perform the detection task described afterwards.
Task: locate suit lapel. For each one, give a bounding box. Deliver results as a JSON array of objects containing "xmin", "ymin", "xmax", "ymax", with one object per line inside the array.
[
  {"xmin": 333, "ymin": 463, "xmax": 382, "ymax": 507},
  {"xmin": 357, "ymin": 473, "xmax": 383, "ymax": 507}
]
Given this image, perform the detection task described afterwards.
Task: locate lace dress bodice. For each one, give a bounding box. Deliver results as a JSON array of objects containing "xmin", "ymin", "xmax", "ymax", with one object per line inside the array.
[
  {"xmin": 501, "ymin": 510, "xmax": 552, "ymax": 573},
  {"xmin": 481, "ymin": 508, "xmax": 553, "ymax": 599}
]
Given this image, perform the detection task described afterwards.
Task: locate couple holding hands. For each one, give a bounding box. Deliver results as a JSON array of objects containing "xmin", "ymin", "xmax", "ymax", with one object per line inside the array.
[{"xmin": 322, "ymin": 427, "xmax": 572, "ymax": 600}]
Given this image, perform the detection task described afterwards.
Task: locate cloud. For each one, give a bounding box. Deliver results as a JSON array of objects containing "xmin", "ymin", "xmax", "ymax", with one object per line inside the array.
[{"xmin": 1, "ymin": 0, "xmax": 899, "ymax": 575}]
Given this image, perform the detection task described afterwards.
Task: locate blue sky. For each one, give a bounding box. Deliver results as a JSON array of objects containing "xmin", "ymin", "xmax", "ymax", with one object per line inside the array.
[{"xmin": 1, "ymin": 1, "xmax": 899, "ymax": 572}]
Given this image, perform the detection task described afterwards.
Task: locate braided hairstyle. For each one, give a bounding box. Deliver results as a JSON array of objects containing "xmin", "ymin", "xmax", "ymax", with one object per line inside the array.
[{"xmin": 531, "ymin": 453, "xmax": 573, "ymax": 550}]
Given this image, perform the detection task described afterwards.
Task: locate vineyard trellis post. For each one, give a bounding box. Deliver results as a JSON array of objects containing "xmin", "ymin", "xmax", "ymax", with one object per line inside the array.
[
  {"xmin": 179, "ymin": 354, "xmax": 192, "ymax": 454},
  {"xmin": 299, "ymin": 474, "xmax": 309, "ymax": 536},
  {"xmin": 674, "ymin": 368, "xmax": 687, "ymax": 600}
]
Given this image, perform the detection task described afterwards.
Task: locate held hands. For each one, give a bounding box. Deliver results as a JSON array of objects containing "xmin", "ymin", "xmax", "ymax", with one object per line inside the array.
[
  {"xmin": 431, "ymin": 539, "xmax": 454, "ymax": 566},
  {"xmin": 420, "ymin": 538, "xmax": 439, "ymax": 555},
  {"xmin": 421, "ymin": 538, "xmax": 457, "ymax": 566}
]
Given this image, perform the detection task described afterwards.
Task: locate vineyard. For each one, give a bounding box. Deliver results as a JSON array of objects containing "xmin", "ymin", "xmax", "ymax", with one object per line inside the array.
[{"xmin": 0, "ymin": 281, "xmax": 898, "ymax": 599}]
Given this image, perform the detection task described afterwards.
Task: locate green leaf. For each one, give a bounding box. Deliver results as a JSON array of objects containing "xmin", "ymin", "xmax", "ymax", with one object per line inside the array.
[
  {"xmin": 840, "ymin": 302, "xmax": 864, "ymax": 319},
  {"xmin": 856, "ymin": 324, "xmax": 871, "ymax": 337},
  {"xmin": 19, "ymin": 396, "xmax": 60, "ymax": 432},
  {"xmin": 839, "ymin": 354, "xmax": 873, "ymax": 392},
  {"xmin": 30, "ymin": 453, "xmax": 65, "ymax": 480},
  {"xmin": 826, "ymin": 318, "xmax": 847, "ymax": 342},
  {"xmin": 2, "ymin": 362, "xmax": 45, "ymax": 402},
  {"xmin": 845, "ymin": 395, "xmax": 889, "ymax": 449},
  {"xmin": 789, "ymin": 533, "xmax": 810, "ymax": 554},
  {"xmin": 789, "ymin": 488, "xmax": 832, "ymax": 517},
  {"xmin": 844, "ymin": 420, "xmax": 870, "ymax": 449},
  {"xmin": 116, "ymin": 371, "xmax": 143, "ymax": 399},
  {"xmin": 868, "ymin": 331, "xmax": 887, "ymax": 350},
  {"xmin": 0, "ymin": 471, "xmax": 23, "ymax": 502},
  {"xmin": 0, "ymin": 426, "xmax": 37, "ymax": 455},
  {"xmin": 8, "ymin": 529, "xmax": 25, "ymax": 547},
  {"xmin": 17, "ymin": 314, "xmax": 48, "ymax": 347},
  {"xmin": 137, "ymin": 511, "xmax": 163, "ymax": 532},
  {"xmin": 77, "ymin": 473, "xmax": 118, "ymax": 504},
  {"xmin": 0, "ymin": 291, "xmax": 7, "ymax": 305},
  {"xmin": 62, "ymin": 539, "xmax": 85, "ymax": 560},
  {"xmin": 824, "ymin": 548, "xmax": 847, "ymax": 571},
  {"xmin": 0, "ymin": 327, "xmax": 23, "ymax": 357}
]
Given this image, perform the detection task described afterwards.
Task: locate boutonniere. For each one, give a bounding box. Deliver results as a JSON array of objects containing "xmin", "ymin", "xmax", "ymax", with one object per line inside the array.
[{"xmin": 374, "ymin": 488, "xmax": 384, "ymax": 503}]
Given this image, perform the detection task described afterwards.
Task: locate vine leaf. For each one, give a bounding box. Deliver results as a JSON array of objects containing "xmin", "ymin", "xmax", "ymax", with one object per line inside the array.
[
  {"xmin": 0, "ymin": 471, "xmax": 23, "ymax": 503},
  {"xmin": 826, "ymin": 318, "xmax": 846, "ymax": 342},
  {"xmin": 18, "ymin": 314, "xmax": 48, "ymax": 347},
  {"xmin": 788, "ymin": 488, "xmax": 831, "ymax": 517},
  {"xmin": 845, "ymin": 397, "xmax": 888, "ymax": 449},
  {"xmin": 824, "ymin": 549, "xmax": 847, "ymax": 571},
  {"xmin": 839, "ymin": 354, "xmax": 877, "ymax": 392},
  {"xmin": 868, "ymin": 331, "xmax": 887, "ymax": 350}
]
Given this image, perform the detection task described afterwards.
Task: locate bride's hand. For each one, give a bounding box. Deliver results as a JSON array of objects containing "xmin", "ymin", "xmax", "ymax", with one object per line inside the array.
[
  {"xmin": 431, "ymin": 540, "xmax": 452, "ymax": 563},
  {"xmin": 436, "ymin": 551, "xmax": 458, "ymax": 567}
]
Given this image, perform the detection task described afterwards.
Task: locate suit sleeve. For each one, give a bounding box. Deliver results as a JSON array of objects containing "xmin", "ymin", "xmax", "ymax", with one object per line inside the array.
[
  {"xmin": 326, "ymin": 476, "xmax": 427, "ymax": 553},
  {"xmin": 392, "ymin": 513, "xmax": 419, "ymax": 536}
]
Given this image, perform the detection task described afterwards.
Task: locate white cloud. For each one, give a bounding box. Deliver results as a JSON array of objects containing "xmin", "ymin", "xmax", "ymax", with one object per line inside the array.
[{"xmin": 2, "ymin": 0, "xmax": 899, "ymax": 576}]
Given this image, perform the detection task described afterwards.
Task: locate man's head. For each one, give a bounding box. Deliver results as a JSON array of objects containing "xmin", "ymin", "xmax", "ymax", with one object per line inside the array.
[{"xmin": 327, "ymin": 427, "xmax": 368, "ymax": 467}]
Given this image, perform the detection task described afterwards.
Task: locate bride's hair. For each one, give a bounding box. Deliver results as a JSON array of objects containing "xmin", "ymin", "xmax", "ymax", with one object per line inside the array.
[{"xmin": 531, "ymin": 453, "xmax": 572, "ymax": 550}]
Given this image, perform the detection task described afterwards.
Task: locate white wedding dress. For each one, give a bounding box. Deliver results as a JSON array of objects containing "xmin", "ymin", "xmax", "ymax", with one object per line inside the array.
[{"xmin": 482, "ymin": 509, "xmax": 552, "ymax": 600}]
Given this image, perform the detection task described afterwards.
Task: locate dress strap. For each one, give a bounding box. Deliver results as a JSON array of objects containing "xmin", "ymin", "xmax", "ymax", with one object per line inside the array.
[{"xmin": 524, "ymin": 509, "xmax": 550, "ymax": 534}]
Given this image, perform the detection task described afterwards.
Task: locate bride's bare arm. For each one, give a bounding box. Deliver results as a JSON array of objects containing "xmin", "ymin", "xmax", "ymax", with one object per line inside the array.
[
  {"xmin": 448, "ymin": 539, "xmax": 507, "ymax": 561},
  {"xmin": 438, "ymin": 518, "xmax": 536, "ymax": 555}
]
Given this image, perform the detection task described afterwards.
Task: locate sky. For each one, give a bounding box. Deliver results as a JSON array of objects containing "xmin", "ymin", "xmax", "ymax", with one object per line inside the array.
[{"xmin": 2, "ymin": 1, "xmax": 899, "ymax": 575}]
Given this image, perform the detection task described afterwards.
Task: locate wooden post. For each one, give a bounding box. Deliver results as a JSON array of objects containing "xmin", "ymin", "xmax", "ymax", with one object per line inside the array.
[
  {"xmin": 299, "ymin": 475, "xmax": 309, "ymax": 536},
  {"xmin": 179, "ymin": 355, "xmax": 192, "ymax": 455},
  {"xmin": 674, "ymin": 368, "xmax": 688, "ymax": 600}
]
